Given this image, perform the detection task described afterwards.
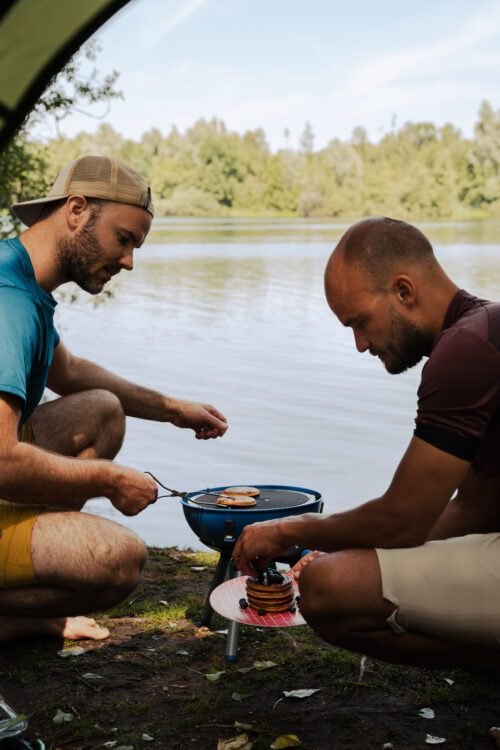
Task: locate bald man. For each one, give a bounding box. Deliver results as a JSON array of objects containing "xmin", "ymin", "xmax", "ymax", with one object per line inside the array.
[{"xmin": 233, "ymin": 217, "xmax": 500, "ymax": 671}]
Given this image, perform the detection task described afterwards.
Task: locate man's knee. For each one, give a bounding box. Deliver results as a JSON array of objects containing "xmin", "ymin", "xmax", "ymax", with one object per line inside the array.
[
  {"xmin": 298, "ymin": 552, "xmax": 345, "ymax": 625},
  {"xmin": 298, "ymin": 549, "xmax": 383, "ymax": 631},
  {"xmin": 92, "ymin": 526, "xmax": 147, "ymax": 598},
  {"xmin": 31, "ymin": 389, "xmax": 126, "ymax": 459},
  {"xmin": 90, "ymin": 389, "xmax": 126, "ymax": 456},
  {"xmin": 33, "ymin": 512, "xmax": 146, "ymax": 598}
]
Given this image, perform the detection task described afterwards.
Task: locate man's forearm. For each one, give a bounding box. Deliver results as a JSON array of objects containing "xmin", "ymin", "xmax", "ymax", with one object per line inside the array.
[
  {"xmin": 0, "ymin": 442, "xmax": 116, "ymax": 506},
  {"xmin": 52, "ymin": 356, "xmax": 176, "ymax": 421},
  {"xmin": 275, "ymin": 497, "xmax": 428, "ymax": 553}
]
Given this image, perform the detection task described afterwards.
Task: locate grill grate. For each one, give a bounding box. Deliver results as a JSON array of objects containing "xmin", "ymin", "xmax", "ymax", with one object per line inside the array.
[{"xmin": 189, "ymin": 488, "xmax": 313, "ymax": 510}]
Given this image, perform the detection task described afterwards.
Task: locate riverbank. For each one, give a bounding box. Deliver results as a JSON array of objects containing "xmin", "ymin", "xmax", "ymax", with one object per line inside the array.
[{"xmin": 1, "ymin": 548, "xmax": 499, "ymax": 750}]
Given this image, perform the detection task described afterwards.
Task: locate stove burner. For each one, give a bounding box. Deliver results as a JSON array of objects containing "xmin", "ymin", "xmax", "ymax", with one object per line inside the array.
[{"xmin": 189, "ymin": 488, "xmax": 311, "ymax": 510}]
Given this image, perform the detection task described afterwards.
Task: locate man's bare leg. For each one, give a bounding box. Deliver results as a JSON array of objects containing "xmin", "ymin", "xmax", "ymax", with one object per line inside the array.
[
  {"xmin": 0, "ymin": 510, "xmax": 146, "ymax": 643},
  {"xmin": 298, "ymin": 549, "xmax": 500, "ymax": 671},
  {"xmin": 31, "ymin": 388, "xmax": 126, "ymax": 461},
  {"xmin": 0, "ymin": 389, "xmax": 134, "ymax": 643}
]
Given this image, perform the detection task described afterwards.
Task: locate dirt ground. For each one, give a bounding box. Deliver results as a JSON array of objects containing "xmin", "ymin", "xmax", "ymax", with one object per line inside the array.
[{"xmin": 1, "ymin": 547, "xmax": 500, "ymax": 750}]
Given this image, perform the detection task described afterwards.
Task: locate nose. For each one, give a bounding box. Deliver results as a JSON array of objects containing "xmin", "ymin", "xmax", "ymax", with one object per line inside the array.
[
  {"xmin": 353, "ymin": 329, "xmax": 370, "ymax": 353},
  {"xmin": 120, "ymin": 249, "xmax": 134, "ymax": 271}
]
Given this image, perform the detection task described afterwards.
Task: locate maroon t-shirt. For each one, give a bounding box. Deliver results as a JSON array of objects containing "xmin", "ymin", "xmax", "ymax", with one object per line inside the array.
[{"xmin": 414, "ymin": 290, "xmax": 500, "ymax": 477}]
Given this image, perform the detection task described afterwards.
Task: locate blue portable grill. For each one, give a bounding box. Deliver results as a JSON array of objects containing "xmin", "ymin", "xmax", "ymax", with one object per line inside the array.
[{"xmin": 181, "ymin": 484, "xmax": 323, "ymax": 661}]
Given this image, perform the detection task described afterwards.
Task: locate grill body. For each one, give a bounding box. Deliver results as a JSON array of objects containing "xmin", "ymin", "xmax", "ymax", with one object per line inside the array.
[{"xmin": 182, "ymin": 484, "xmax": 322, "ymax": 552}]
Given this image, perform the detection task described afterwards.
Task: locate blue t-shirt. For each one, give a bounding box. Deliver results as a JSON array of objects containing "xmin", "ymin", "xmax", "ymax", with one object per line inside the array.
[{"xmin": 0, "ymin": 237, "xmax": 59, "ymax": 423}]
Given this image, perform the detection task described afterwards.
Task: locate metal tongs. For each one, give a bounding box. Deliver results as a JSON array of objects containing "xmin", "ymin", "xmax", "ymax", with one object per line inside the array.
[{"xmin": 145, "ymin": 472, "xmax": 225, "ymax": 503}]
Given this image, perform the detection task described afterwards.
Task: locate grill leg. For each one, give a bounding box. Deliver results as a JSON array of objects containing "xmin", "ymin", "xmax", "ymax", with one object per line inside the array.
[
  {"xmin": 225, "ymin": 561, "xmax": 241, "ymax": 663},
  {"xmin": 199, "ymin": 553, "xmax": 231, "ymax": 627}
]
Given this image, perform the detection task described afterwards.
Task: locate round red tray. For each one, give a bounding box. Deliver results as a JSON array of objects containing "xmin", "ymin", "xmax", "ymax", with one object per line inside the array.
[{"xmin": 209, "ymin": 575, "xmax": 306, "ymax": 628}]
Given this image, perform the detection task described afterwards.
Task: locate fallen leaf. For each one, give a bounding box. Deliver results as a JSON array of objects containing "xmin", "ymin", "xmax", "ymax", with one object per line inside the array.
[
  {"xmin": 234, "ymin": 722, "xmax": 254, "ymax": 731},
  {"xmin": 382, "ymin": 744, "xmax": 394, "ymax": 749},
  {"xmin": 236, "ymin": 667, "xmax": 254, "ymax": 674},
  {"xmin": 217, "ymin": 734, "xmax": 253, "ymax": 750},
  {"xmin": 176, "ymin": 650, "xmax": 190, "ymax": 656},
  {"xmin": 205, "ymin": 670, "xmax": 225, "ymax": 682},
  {"xmin": 283, "ymin": 689, "xmax": 320, "ymax": 699},
  {"xmin": 419, "ymin": 708, "xmax": 435, "ymax": 719},
  {"xmin": 82, "ymin": 673, "xmax": 103, "ymax": 681},
  {"xmin": 195, "ymin": 626, "xmax": 215, "ymax": 639},
  {"xmin": 252, "ymin": 660, "xmax": 277, "ymax": 670},
  {"xmin": 159, "ymin": 600, "xmax": 169, "ymax": 606},
  {"xmin": 190, "ymin": 566, "xmax": 207, "ymax": 571},
  {"xmin": 443, "ymin": 677, "xmax": 455, "ymax": 685},
  {"xmin": 270, "ymin": 734, "xmax": 301, "ymax": 748},
  {"xmin": 102, "ymin": 743, "xmax": 117, "ymax": 749},
  {"xmin": 426, "ymin": 735, "xmax": 446, "ymax": 744},
  {"xmin": 57, "ymin": 646, "xmax": 87, "ymax": 658},
  {"xmin": 53, "ymin": 709, "xmax": 74, "ymax": 724},
  {"xmin": 231, "ymin": 691, "xmax": 252, "ymax": 701},
  {"xmin": 142, "ymin": 734, "xmax": 154, "ymax": 742}
]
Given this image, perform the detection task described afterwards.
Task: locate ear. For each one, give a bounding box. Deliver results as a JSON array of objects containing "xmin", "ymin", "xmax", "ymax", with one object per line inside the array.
[
  {"xmin": 65, "ymin": 195, "xmax": 89, "ymax": 230},
  {"xmin": 392, "ymin": 274, "xmax": 416, "ymax": 307}
]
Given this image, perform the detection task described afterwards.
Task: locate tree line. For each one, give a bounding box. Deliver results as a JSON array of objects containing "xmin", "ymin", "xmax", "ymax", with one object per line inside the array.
[{"xmin": 1, "ymin": 42, "xmax": 499, "ymax": 233}]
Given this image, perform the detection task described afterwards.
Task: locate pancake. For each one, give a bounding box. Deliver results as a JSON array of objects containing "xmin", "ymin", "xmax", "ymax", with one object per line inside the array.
[
  {"xmin": 216, "ymin": 495, "xmax": 257, "ymax": 507},
  {"xmin": 222, "ymin": 486, "xmax": 260, "ymax": 497},
  {"xmin": 245, "ymin": 570, "xmax": 295, "ymax": 613}
]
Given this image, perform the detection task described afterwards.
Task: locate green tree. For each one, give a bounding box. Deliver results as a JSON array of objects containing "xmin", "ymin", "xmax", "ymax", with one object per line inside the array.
[{"xmin": 0, "ymin": 41, "xmax": 121, "ymax": 238}]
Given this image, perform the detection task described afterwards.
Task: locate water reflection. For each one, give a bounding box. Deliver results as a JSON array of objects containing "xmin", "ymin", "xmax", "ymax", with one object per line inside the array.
[{"xmin": 58, "ymin": 219, "xmax": 500, "ymax": 548}]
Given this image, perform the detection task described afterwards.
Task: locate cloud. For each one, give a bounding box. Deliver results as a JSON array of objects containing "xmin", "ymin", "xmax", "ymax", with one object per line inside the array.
[
  {"xmin": 346, "ymin": 2, "xmax": 500, "ymax": 96},
  {"xmin": 117, "ymin": 0, "xmax": 209, "ymax": 57}
]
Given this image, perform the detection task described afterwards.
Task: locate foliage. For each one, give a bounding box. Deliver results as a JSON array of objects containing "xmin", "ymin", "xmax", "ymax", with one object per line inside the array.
[
  {"xmin": 0, "ymin": 41, "xmax": 121, "ymax": 238},
  {"xmin": 3, "ymin": 66, "xmax": 500, "ymax": 223},
  {"xmin": 30, "ymin": 100, "xmax": 500, "ymax": 221}
]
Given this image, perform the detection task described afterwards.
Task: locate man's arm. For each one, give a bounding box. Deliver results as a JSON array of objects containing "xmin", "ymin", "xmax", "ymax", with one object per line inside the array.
[
  {"xmin": 232, "ymin": 436, "xmax": 471, "ymax": 575},
  {"xmin": 0, "ymin": 393, "xmax": 157, "ymax": 515},
  {"xmin": 48, "ymin": 341, "xmax": 228, "ymax": 439}
]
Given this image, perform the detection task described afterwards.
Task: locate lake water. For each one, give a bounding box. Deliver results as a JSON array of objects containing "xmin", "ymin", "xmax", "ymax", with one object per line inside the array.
[{"xmin": 56, "ymin": 218, "xmax": 500, "ymax": 549}]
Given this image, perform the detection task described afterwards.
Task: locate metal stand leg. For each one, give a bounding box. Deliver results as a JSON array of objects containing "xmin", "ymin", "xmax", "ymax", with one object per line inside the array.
[
  {"xmin": 225, "ymin": 561, "xmax": 241, "ymax": 663},
  {"xmin": 199, "ymin": 553, "xmax": 231, "ymax": 627}
]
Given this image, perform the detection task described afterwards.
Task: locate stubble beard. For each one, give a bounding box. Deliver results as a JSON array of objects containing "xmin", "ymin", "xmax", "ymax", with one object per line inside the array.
[
  {"xmin": 381, "ymin": 311, "xmax": 434, "ymax": 375},
  {"xmin": 57, "ymin": 222, "xmax": 112, "ymax": 295}
]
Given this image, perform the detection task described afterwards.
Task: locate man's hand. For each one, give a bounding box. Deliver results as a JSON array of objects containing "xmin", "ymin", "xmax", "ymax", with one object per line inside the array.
[
  {"xmin": 232, "ymin": 519, "xmax": 290, "ymax": 576},
  {"xmin": 169, "ymin": 399, "xmax": 228, "ymax": 439},
  {"xmin": 107, "ymin": 467, "xmax": 158, "ymax": 516},
  {"xmin": 290, "ymin": 550, "xmax": 325, "ymax": 581}
]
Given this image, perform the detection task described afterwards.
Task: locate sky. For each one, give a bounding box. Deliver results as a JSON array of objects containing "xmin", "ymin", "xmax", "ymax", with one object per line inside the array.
[{"xmin": 45, "ymin": 0, "xmax": 500, "ymax": 151}]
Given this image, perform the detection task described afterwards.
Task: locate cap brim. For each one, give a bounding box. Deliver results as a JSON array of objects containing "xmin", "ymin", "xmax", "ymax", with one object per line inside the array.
[{"xmin": 11, "ymin": 195, "xmax": 67, "ymax": 227}]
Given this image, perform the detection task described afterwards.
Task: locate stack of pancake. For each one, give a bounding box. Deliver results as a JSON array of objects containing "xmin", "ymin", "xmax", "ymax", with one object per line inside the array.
[{"xmin": 245, "ymin": 570, "xmax": 295, "ymax": 613}]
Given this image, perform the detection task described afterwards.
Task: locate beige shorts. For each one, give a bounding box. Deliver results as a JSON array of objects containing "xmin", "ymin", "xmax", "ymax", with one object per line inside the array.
[
  {"xmin": 0, "ymin": 420, "xmax": 42, "ymax": 588},
  {"xmin": 376, "ymin": 533, "xmax": 500, "ymax": 649}
]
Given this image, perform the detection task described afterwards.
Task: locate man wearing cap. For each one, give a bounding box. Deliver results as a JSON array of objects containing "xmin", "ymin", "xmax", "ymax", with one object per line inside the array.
[{"xmin": 0, "ymin": 155, "xmax": 228, "ymax": 644}]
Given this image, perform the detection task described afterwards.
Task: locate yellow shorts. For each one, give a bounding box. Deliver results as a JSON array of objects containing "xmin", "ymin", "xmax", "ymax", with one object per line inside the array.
[
  {"xmin": 0, "ymin": 420, "xmax": 42, "ymax": 588},
  {"xmin": 376, "ymin": 533, "xmax": 500, "ymax": 649}
]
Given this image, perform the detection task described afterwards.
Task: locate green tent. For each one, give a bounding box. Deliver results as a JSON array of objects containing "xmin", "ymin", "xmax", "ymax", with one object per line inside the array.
[{"xmin": 0, "ymin": 0, "xmax": 131, "ymax": 151}]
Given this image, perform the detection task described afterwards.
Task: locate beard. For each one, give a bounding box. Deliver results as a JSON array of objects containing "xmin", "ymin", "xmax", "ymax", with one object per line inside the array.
[
  {"xmin": 56, "ymin": 222, "xmax": 119, "ymax": 295},
  {"xmin": 374, "ymin": 310, "xmax": 434, "ymax": 375}
]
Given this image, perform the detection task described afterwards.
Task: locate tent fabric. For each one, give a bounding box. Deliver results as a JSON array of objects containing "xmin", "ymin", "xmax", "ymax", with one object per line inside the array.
[{"xmin": 0, "ymin": 0, "xmax": 131, "ymax": 151}]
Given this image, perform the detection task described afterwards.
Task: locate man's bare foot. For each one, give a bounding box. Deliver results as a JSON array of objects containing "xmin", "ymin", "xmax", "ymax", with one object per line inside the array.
[
  {"xmin": 0, "ymin": 615, "xmax": 109, "ymax": 644},
  {"xmin": 58, "ymin": 616, "xmax": 110, "ymax": 640}
]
